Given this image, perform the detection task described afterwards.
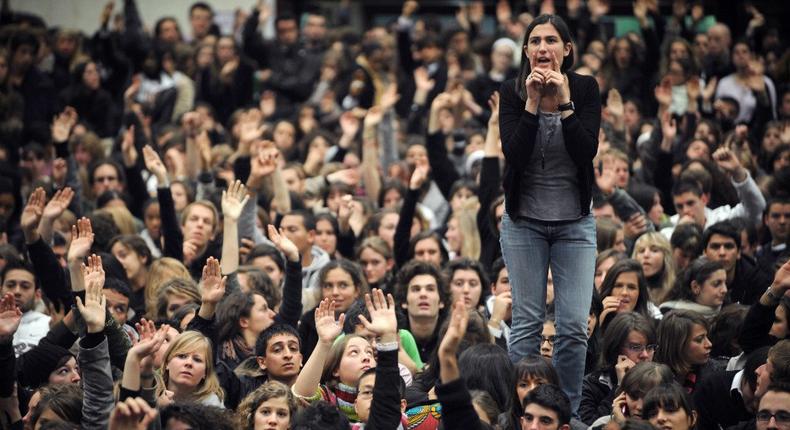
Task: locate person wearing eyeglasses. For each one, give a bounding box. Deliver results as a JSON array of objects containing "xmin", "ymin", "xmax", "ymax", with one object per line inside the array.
[
  {"xmin": 756, "ymin": 382, "xmax": 790, "ymax": 430},
  {"xmin": 540, "ymin": 313, "xmax": 556, "ymax": 360},
  {"xmin": 580, "ymin": 312, "xmax": 657, "ymax": 425}
]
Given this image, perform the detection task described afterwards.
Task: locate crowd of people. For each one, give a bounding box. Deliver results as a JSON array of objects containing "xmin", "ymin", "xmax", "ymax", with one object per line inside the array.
[{"xmin": 0, "ymin": 0, "xmax": 789, "ymax": 429}]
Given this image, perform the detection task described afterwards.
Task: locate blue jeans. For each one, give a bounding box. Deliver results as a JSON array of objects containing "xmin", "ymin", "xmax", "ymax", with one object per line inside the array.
[{"xmin": 500, "ymin": 212, "xmax": 595, "ymax": 414}]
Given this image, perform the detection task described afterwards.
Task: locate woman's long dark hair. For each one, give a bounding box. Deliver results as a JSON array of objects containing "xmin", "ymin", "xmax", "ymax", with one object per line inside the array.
[
  {"xmin": 516, "ymin": 14, "xmax": 575, "ymax": 100},
  {"xmin": 601, "ymin": 312, "xmax": 657, "ymax": 369},
  {"xmin": 664, "ymin": 258, "xmax": 725, "ymax": 303},
  {"xmin": 459, "ymin": 344, "xmax": 515, "ymax": 418}
]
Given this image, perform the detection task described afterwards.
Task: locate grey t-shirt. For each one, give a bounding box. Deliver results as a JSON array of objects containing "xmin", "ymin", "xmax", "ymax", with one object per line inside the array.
[{"xmin": 518, "ymin": 110, "xmax": 581, "ymax": 221}]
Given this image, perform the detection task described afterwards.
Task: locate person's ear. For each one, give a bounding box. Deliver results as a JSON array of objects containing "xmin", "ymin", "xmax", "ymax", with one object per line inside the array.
[
  {"xmin": 256, "ymin": 356, "xmax": 267, "ymax": 370},
  {"xmin": 239, "ymin": 317, "xmax": 249, "ymax": 329},
  {"xmin": 690, "ymin": 280, "xmax": 700, "ymax": 296},
  {"xmin": 35, "ymin": 288, "xmax": 42, "ymax": 300},
  {"xmin": 690, "ymin": 411, "xmax": 698, "ymax": 428},
  {"xmin": 559, "ymin": 424, "xmax": 571, "ymax": 430},
  {"xmin": 386, "ymin": 259, "xmax": 395, "ymax": 271},
  {"xmin": 700, "ymin": 193, "xmax": 710, "ymax": 206}
]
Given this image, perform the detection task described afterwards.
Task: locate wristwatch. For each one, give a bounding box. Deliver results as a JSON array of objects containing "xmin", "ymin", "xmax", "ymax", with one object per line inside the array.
[{"xmin": 558, "ymin": 101, "xmax": 575, "ymax": 112}]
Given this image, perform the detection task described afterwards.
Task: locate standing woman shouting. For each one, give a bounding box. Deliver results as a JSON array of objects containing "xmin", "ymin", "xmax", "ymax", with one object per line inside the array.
[{"xmin": 498, "ymin": 14, "xmax": 601, "ymax": 414}]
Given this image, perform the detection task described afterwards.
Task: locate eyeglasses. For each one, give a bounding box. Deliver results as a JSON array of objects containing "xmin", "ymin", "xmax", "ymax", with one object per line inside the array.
[
  {"xmin": 624, "ymin": 343, "xmax": 658, "ymax": 354},
  {"xmin": 541, "ymin": 335, "xmax": 555, "ymax": 345},
  {"xmin": 756, "ymin": 411, "xmax": 790, "ymax": 424}
]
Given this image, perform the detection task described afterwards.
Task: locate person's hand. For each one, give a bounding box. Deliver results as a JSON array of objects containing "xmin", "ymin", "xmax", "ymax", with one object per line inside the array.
[
  {"xmin": 81, "ymin": 254, "xmax": 106, "ymax": 293},
  {"xmin": 20, "ymin": 188, "xmax": 45, "ymax": 238},
  {"xmin": 267, "ymin": 224, "xmax": 299, "ymax": 262},
  {"xmin": 259, "ymin": 90, "xmax": 276, "ymax": 118},
  {"xmin": 221, "ymin": 180, "xmax": 250, "ymax": 222},
  {"xmin": 770, "ymin": 258, "xmax": 790, "ymax": 296},
  {"xmin": 589, "ymin": 0, "xmax": 610, "ymax": 19},
  {"xmin": 100, "ymin": 1, "xmax": 114, "ymax": 27},
  {"xmin": 51, "ymin": 158, "xmax": 68, "ymax": 187},
  {"xmin": 327, "ymin": 168, "xmax": 361, "ymax": 187},
  {"xmin": 525, "ymin": 52, "xmax": 545, "ymax": 104},
  {"xmin": 239, "ymin": 237, "xmax": 254, "ymax": 261},
  {"xmin": 660, "ymin": 110, "xmax": 677, "ymax": 149},
  {"xmin": 364, "ymin": 106, "xmax": 385, "ymax": 129},
  {"xmin": 487, "ymin": 91, "xmax": 500, "ymax": 128},
  {"xmin": 183, "ymin": 239, "xmax": 200, "ymax": 266},
  {"xmin": 654, "ymin": 77, "xmax": 673, "ymax": 107},
  {"xmin": 129, "ymin": 321, "xmax": 168, "ymax": 361},
  {"xmin": 544, "ymin": 50, "xmax": 570, "ymax": 103},
  {"xmin": 612, "ymin": 391, "xmax": 628, "ymax": 423},
  {"xmin": 315, "ymin": 298, "xmax": 345, "ymax": 345},
  {"xmin": 623, "ymin": 213, "xmax": 648, "ymax": 240},
  {"xmin": 713, "ymin": 147, "xmax": 745, "ymax": 181},
  {"xmin": 496, "ymin": 0, "xmax": 512, "ymax": 23},
  {"xmin": 468, "ymin": 0, "xmax": 484, "ymax": 24},
  {"xmin": 438, "ymin": 300, "xmax": 469, "ymax": 357},
  {"xmin": 379, "ymin": 84, "xmax": 400, "ymax": 112},
  {"xmin": 702, "ymin": 76, "xmax": 718, "ymax": 102},
  {"xmin": 615, "ymin": 354, "xmax": 637, "ymax": 385},
  {"xmin": 633, "ymin": 0, "xmax": 648, "ymax": 25},
  {"xmin": 0, "ymin": 293, "xmax": 22, "ymax": 341},
  {"xmin": 220, "ymin": 59, "xmax": 239, "ymax": 82},
  {"xmin": 68, "ymin": 217, "xmax": 94, "ymax": 262},
  {"xmin": 121, "ymin": 125, "xmax": 138, "ymax": 167},
  {"xmin": 414, "ymin": 67, "xmax": 436, "ymax": 93},
  {"xmin": 142, "ymin": 146, "xmax": 167, "ymax": 184},
  {"xmin": 409, "ymin": 162, "xmax": 430, "ymax": 190},
  {"xmin": 599, "ymin": 295, "xmax": 620, "ymax": 326},
  {"xmin": 51, "ymin": 106, "xmax": 78, "ymax": 143},
  {"xmin": 239, "ymin": 116, "xmax": 266, "ymax": 146},
  {"xmin": 124, "ymin": 75, "xmax": 141, "ymax": 103},
  {"xmin": 337, "ymin": 195, "xmax": 354, "ymax": 226},
  {"xmin": 686, "ymin": 76, "xmax": 701, "ymax": 100},
  {"xmin": 606, "ymin": 89, "xmax": 624, "ymax": 119},
  {"xmin": 77, "ymin": 255, "xmax": 107, "ymax": 334},
  {"xmin": 340, "ymin": 111, "xmax": 361, "ymax": 137},
  {"xmin": 42, "ymin": 187, "xmax": 74, "ymax": 222},
  {"xmin": 402, "ymin": 0, "xmax": 418, "ymax": 17},
  {"xmin": 248, "ymin": 146, "xmax": 279, "ymax": 190},
  {"xmin": 157, "ymin": 390, "xmax": 174, "ymax": 409},
  {"xmin": 594, "ymin": 163, "xmax": 616, "ymax": 195},
  {"xmin": 358, "ymin": 289, "xmax": 398, "ymax": 338},
  {"xmin": 109, "ymin": 397, "xmax": 159, "ymax": 430},
  {"xmin": 200, "ymin": 257, "xmax": 227, "ymax": 305},
  {"xmin": 489, "ymin": 291, "xmax": 512, "ymax": 326}
]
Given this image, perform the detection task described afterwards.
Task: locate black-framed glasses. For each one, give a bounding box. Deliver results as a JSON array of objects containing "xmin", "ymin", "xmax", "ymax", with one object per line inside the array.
[
  {"xmin": 756, "ymin": 411, "xmax": 790, "ymax": 424},
  {"xmin": 625, "ymin": 343, "xmax": 658, "ymax": 354},
  {"xmin": 541, "ymin": 335, "xmax": 555, "ymax": 345}
]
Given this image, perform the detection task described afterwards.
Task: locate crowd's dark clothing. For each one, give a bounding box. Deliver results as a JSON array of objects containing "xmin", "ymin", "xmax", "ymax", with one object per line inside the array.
[
  {"xmin": 298, "ymin": 306, "xmax": 319, "ymax": 362},
  {"xmin": 693, "ymin": 369, "xmax": 752, "ymax": 430},
  {"xmin": 13, "ymin": 67, "xmax": 56, "ymax": 143},
  {"xmin": 579, "ymin": 367, "xmax": 616, "ymax": 425},
  {"xmin": 365, "ymin": 348, "xmax": 403, "ymax": 430},
  {"xmin": 393, "ymin": 188, "xmax": 420, "ymax": 269},
  {"xmin": 425, "ymin": 132, "xmax": 461, "ymax": 201},
  {"xmin": 435, "ymin": 378, "xmax": 486, "ymax": 430},
  {"xmin": 729, "ymin": 255, "xmax": 772, "ymax": 305},
  {"xmin": 738, "ymin": 300, "xmax": 779, "ymax": 355},
  {"xmin": 25, "ymin": 237, "xmax": 73, "ymax": 310},
  {"xmin": 195, "ymin": 59, "xmax": 256, "ymax": 126},
  {"xmin": 58, "ymin": 84, "xmax": 118, "ymax": 138},
  {"xmin": 499, "ymin": 73, "xmax": 601, "ymax": 219},
  {"xmin": 477, "ymin": 157, "xmax": 503, "ymax": 272}
]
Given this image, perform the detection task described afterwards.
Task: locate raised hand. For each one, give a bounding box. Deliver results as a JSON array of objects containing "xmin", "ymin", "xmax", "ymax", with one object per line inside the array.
[
  {"xmin": 0, "ymin": 293, "xmax": 22, "ymax": 340},
  {"xmin": 142, "ymin": 145, "xmax": 167, "ymax": 184},
  {"xmin": 358, "ymin": 289, "xmax": 398, "ymax": 339},
  {"xmin": 364, "ymin": 106, "xmax": 385, "ymax": 129},
  {"xmin": 248, "ymin": 147, "xmax": 279, "ymax": 190},
  {"xmin": 771, "ymin": 259, "xmax": 790, "ymax": 297},
  {"xmin": 121, "ymin": 125, "xmax": 138, "ymax": 167},
  {"xmin": 713, "ymin": 147, "xmax": 745, "ymax": 180},
  {"xmin": 81, "ymin": 254, "xmax": 106, "ymax": 295},
  {"xmin": 42, "ymin": 187, "xmax": 74, "ymax": 221},
  {"xmin": 606, "ymin": 89, "xmax": 624, "ymax": 119},
  {"xmin": 129, "ymin": 321, "xmax": 169, "ymax": 361},
  {"xmin": 702, "ymin": 76, "xmax": 718, "ymax": 101},
  {"xmin": 409, "ymin": 162, "xmax": 430, "ymax": 191},
  {"xmin": 200, "ymin": 257, "xmax": 227, "ymax": 306},
  {"xmin": 686, "ymin": 76, "xmax": 701, "ymax": 100},
  {"xmin": 51, "ymin": 106, "xmax": 78, "ymax": 143},
  {"xmin": 340, "ymin": 111, "xmax": 361, "ymax": 137},
  {"xmin": 68, "ymin": 217, "xmax": 94, "ymax": 262},
  {"xmin": 315, "ymin": 298, "xmax": 345, "ymax": 345},
  {"xmin": 77, "ymin": 255, "xmax": 107, "ymax": 334},
  {"xmin": 221, "ymin": 180, "xmax": 250, "ymax": 222},
  {"xmin": 439, "ymin": 300, "xmax": 469, "ymax": 357},
  {"xmin": 379, "ymin": 84, "xmax": 400, "ymax": 112},
  {"xmin": 660, "ymin": 110, "xmax": 677, "ymax": 150},
  {"xmin": 654, "ymin": 77, "xmax": 673, "ymax": 107},
  {"xmin": 109, "ymin": 397, "xmax": 159, "ymax": 430},
  {"xmin": 267, "ymin": 224, "xmax": 299, "ymax": 262},
  {"xmin": 20, "ymin": 188, "xmax": 45, "ymax": 236},
  {"xmin": 414, "ymin": 67, "xmax": 436, "ymax": 93}
]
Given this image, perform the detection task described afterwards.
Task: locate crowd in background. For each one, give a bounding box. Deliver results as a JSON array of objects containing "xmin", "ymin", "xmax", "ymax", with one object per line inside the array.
[{"xmin": 0, "ymin": 0, "xmax": 789, "ymax": 429}]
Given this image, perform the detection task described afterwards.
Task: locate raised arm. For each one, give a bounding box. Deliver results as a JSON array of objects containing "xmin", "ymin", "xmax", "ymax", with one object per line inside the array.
[
  {"xmin": 394, "ymin": 163, "xmax": 428, "ymax": 268},
  {"xmin": 197, "ymin": 257, "xmax": 227, "ymax": 321},
  {"xmin": 75, "ymin": 256, "xmax": 114, "ymax": 430},
  {"xmin": 38, "ymin": 187, "xmax": 74, "ymax": 244},
  {"xmin": 292, "ymin": 299, "xmax": 345, "ymax": 398},
  {"xmin": 220, "ymin": 180, "xmax": 250, "ymax": 276},
  {"xmin": 713, "ymin": 147, "xmax": 766, "ymax": 228},
  {"xmin": 0, "ymin": 293, "xmax": 21, "ymax": 426},
  {"xmin": 67, "ymin": 218, "xmax": 94, "ymax": 293},
  {"xmin": 358, "ymin": 290, "xmax": 402, "ymax": 430},
  {"xmin": 121, "ymin": 319, "xmax": 169, "ymax": 397},
  {"xmin": 144, "ymin": 145, "xmax": 184, "ymax": 262},
  {"xmin": 361, "ymin": 108, "xmax": 383, "ymax": 207},
  {"xmin": 267, "ymin": 225, "xmax": 302, "ymax": 328}
]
